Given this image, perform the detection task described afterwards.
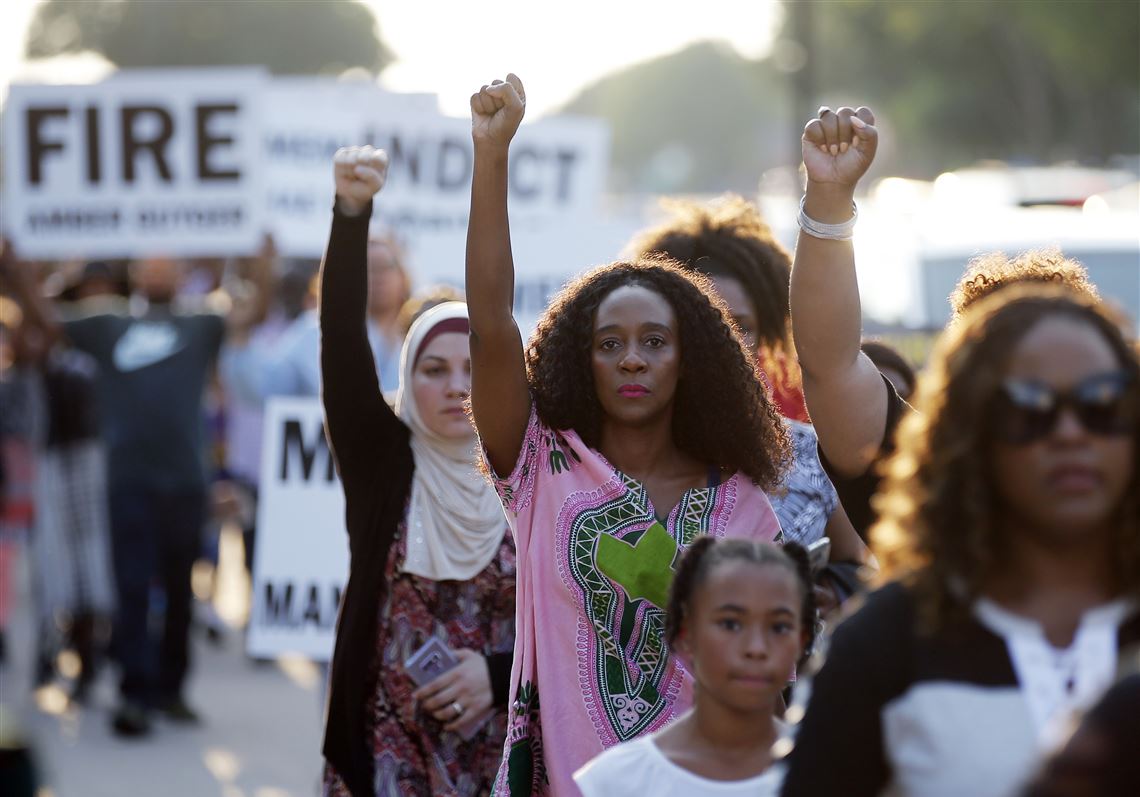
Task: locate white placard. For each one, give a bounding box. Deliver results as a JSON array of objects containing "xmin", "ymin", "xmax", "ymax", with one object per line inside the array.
[
  {"xmin": 260, "ymin": 78, "xmax": 610, "ymax": 257},
  {"xmin": 260, "ymin": 78, "xmax": 441, "ymax": 257},
  {"xmin": 247, "ymin": 397, "xmax": 347, "ymax": 661},
  {"xmin": 2, "ymin": 68, "xmax": 267, "ymax": 258},
  {"xmin": 401, "ymin": 210, "xmax": 649, "ymax": 334}
]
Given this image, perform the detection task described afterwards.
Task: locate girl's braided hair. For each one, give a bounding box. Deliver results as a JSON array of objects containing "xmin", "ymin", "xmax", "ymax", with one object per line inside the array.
[{"xmin": 665, "ymin": 536, "xmax": 817, "ymax": 667}]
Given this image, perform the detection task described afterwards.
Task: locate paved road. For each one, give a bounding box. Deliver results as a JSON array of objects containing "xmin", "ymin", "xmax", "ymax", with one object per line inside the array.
[{"xmin": 1, "ymin": 529, "xmax": 326, "ymax": 797}]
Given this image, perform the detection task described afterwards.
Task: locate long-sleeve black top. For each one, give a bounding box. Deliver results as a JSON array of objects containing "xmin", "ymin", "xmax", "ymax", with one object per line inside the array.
[{"xmin": 318, "ymin": 203, "xmax": 512, "ymax": 797}]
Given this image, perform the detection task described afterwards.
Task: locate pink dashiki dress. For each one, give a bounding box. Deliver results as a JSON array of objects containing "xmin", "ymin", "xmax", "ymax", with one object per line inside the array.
[{"xmin": 487, "ymin": 407, "xmax": 782, "ymax": 796}]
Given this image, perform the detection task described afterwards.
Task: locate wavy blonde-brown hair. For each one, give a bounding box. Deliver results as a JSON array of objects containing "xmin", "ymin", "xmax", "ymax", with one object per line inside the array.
[
  {"xmin": 950, "ymin": 248, "xmax": 1099, "ymax": 320},
  {"xmin": 871, "ymin": 284, "xmax": 1140, "ymax": 629}
]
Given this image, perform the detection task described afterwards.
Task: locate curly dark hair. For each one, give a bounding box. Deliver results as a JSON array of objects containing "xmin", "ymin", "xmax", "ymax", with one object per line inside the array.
[
  {"xmin": 526, "ymin": 256, "xmax": 790, "ymax": 490},
  {"xmin": 871, "ymin": 284, "xmax": 1140, "ymax": 630},
  {"xmin": 628, "ymin": 196, "xmax": 802, "ymax": 396},
  {"xmin": 665, "ymin": 536, "xmax": 818, "ymax": 668},
  {"xmin": 629, "ymin": 195, "xmax": 792, "ymax": 353},
  {"xmin": 949, "ymin": 248, "xmax": 1099, "ymax": 320}
]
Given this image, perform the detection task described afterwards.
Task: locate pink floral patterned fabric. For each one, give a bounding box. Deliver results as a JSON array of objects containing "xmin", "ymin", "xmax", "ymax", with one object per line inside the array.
[{"xmin": 486, "ymin": 407, "xmax": 781, "ymax": 796}]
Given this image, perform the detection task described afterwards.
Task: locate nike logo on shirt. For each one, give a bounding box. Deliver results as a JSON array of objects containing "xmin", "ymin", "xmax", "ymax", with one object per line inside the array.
[{"xmin": 112, "ymin": 322, "xmax": 186, "ymax": 372}]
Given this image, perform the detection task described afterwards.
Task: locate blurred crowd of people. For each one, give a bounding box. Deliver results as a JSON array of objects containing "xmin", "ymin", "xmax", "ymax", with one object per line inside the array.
[
  {"xmin": 0, "ymin": 75, "xmax": 1137, "ymax": 797},
  {"xmin": 0, "ymin": 226, "xmax": 436, "ymax": 732}
]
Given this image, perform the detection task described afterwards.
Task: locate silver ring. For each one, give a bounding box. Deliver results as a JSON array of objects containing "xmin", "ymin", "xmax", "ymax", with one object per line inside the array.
[{"xmin": 451, "ymin": 701, "xmax": 464, "ymax": 718}]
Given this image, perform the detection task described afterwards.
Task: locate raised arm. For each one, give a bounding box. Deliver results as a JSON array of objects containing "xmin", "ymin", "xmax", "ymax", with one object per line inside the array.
[
  {"xmin": 790, "ymin": 107, "xmax": 890, "ymax": 478},
  {"xmin": 320, "ymin": 147, "xmax": 406, "ymax": 486},
  {"xmin": 466, "ymin": 75, "xmax": 532, "ymax": 476}
]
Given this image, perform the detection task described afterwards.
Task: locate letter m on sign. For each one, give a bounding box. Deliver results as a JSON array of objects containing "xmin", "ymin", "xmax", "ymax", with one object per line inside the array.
[{"xmin": 280, "ymin": 419, "xmax": 336, "ymax": 482}]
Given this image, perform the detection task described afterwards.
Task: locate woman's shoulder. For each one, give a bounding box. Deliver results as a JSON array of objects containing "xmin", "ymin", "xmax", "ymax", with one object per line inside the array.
[
  {"xmin": 807, "ymin": 582, "xmax": 920, "ymax": 673},
  {"xmin": 479, "ymin": 403, "xmax": 607, "ymax": 520},
  {"xmin": 833, "ymin": 581, "xmax": 917, "ymax": 638},
  {"xmin": 784, "ymin": 419, "xmax": 818, "ymax": 449},
  {"xmin": 499, "ymin": 405, "xmax": 600, "ymax": 482}
]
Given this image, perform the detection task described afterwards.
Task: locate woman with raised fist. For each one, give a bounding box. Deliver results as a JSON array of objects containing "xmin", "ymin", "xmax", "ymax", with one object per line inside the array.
[
  {"xmin": 465, "ymin": 75, "xmax": 790, "ymax": 797},
  {"xmin": 787, "ymin": 106, "xmax": 1101, "ymax": 542},
  {"xmin": 319, "ymin": 146, "xmax": 515, "ymax": 797},
  {"xmin": 782, "ymin": 280, "xmax": 1140, "ymax": 794}
]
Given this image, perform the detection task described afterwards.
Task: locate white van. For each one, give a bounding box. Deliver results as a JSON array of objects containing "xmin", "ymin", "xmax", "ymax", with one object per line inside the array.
[
  {"xmin": 848, "ymin": 173, "xmax": 1139, "ymax": 332},
  {"xmin": 917, "ymin": 206, "xmax": 1139, "ymax": 330}
]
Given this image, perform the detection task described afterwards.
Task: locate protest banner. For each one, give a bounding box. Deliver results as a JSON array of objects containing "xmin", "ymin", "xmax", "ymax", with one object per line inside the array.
[
  {"xmin": 258, "ymin": 76, "xmax": 622, "ymax": 331},
  {"xmin": 2, "ymin": 68, "xmax": 266, "ymax": 258},
  {"xmin": 247, "ymin": 397, "xmax": 347, "ymax": 661},
  {"xmin": 261, "ymin": 77, "xmax": 439, "ymax": 256},
  {"xmin": 260, "ymin": 78, "xmax": 610, "ymax": 258},
  {"xmin": 400, "ymin": 210, "xmax": 645, "ymax": 333},
  {"xmin": 1, "ymin": 68, "xmax": 629, "ymax": 327}
]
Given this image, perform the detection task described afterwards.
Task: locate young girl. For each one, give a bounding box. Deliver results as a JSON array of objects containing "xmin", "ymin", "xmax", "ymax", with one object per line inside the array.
[
  {"xmin": 465, "ymin": 75, "xmax": 790, "ymax": 796},
  {"xmin": 574, "ymin": 538, "xmax": 816, "ymax": 796}
]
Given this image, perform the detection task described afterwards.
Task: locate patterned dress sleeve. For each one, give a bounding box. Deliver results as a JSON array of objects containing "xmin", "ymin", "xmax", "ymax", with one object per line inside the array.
[{"xmin": 480, "ymin": 402, "xmax": 547, "ymax": 521}]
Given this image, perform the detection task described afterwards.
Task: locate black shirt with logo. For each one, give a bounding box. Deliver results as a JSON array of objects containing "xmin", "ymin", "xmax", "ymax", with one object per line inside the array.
[{"xmin": 65, "ymin": 303, "xmax": 224, "ymax": 492}]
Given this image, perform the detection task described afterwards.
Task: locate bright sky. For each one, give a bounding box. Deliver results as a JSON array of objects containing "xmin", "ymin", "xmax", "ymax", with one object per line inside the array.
[{"xmin": 0, "ymin": 0, "xmax": 783, "ymax": 117}]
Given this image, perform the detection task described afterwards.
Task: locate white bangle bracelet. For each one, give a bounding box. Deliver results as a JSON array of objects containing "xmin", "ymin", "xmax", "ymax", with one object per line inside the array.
[{"xmin": 798, "ymin": 196, "xmax": 858, "ymax": 241}]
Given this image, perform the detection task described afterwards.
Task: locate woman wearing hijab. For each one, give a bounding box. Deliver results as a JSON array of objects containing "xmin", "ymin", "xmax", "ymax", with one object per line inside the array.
[{"xmin": 319, "ymin": 146, "xmax": 515, "ymax": 797}]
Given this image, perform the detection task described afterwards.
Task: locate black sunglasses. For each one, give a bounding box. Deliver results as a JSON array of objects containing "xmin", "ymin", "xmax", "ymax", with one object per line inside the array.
[{"xmin": 990, "ymin": 370, "xmax": 1136, "ymax": 446}]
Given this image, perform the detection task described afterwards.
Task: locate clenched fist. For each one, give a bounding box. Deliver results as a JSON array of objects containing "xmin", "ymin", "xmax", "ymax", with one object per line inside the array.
[
  {"xmin": 470, "ymin": 74, "xmax": 525, "ymax": 151},
  {"xmin": 333, "ymin": 145, "xmax": 389, "ymax": 217},
  {"xmin": 802, "ymin": 106, "xmax": 878, "ymax": 189}
]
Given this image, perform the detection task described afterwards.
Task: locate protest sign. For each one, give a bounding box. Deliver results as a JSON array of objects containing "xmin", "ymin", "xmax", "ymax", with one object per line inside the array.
[
  {"xmin": 247, "ymin": 397, "xmax": 347, "ymax": 661},
  {"xmin": 2, "ymin": 68, "xmax": 266, "ymax": 258},
  {"xmin": 260, "ymin": 78, "xmax": 610, "ymax": 258},
  {"xmin": 2, "ymin": 68, "xmax": 624, "ymax": 319}
]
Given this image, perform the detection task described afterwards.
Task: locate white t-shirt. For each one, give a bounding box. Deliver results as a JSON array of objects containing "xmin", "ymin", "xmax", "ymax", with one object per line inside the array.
[{"xmin": 573, "ymin": 735, "xmax": 785, "ymax": 797}]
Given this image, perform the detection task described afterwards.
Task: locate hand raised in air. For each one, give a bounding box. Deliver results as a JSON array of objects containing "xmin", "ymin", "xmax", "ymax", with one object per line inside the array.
[
  {"xmin": 332, "ymin": 145, "xmax": 389, "ymax": 217},
  {"xmin": 802, "ymin": 106, "xmax": 878, "ymax": 189},
  {"xmin": 470, "ymin": 74, "xmax": 526, "ymax": 151}
]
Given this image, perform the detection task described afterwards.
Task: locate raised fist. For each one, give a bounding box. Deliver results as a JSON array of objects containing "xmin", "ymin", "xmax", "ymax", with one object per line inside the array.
[
  {"xmin": 470, "ymin": 74, "xmax": 525, "ymax": 149},
  {"xmin": 333, "ymin": 145, "xmax": 389, "ymax": 216},
  {"xmin": 802, "ymin": 106, "xmax": 878, "ymax": 188}
]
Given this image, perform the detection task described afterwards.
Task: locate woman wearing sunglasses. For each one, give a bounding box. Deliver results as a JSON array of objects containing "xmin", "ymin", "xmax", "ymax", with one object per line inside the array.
[{"xmin": 781, "ymin": 285, "xmax": 1140, "ymax": 797}]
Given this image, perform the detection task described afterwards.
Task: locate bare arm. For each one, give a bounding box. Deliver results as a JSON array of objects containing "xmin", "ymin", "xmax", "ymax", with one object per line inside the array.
[
  {"xmin": 823, "ymin": 500, "xmax": 867, "ymax": 564},
  {"xmin": 790, "ymin": 107, "xmax": 889, "ymax": 478},
  {"xmin": 466, "ymin": 75, "xmax": 531, "ymax": 476},
  {"xmin": 813, "ymin": 500, "xmax": 869, "ymax": 616}
]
